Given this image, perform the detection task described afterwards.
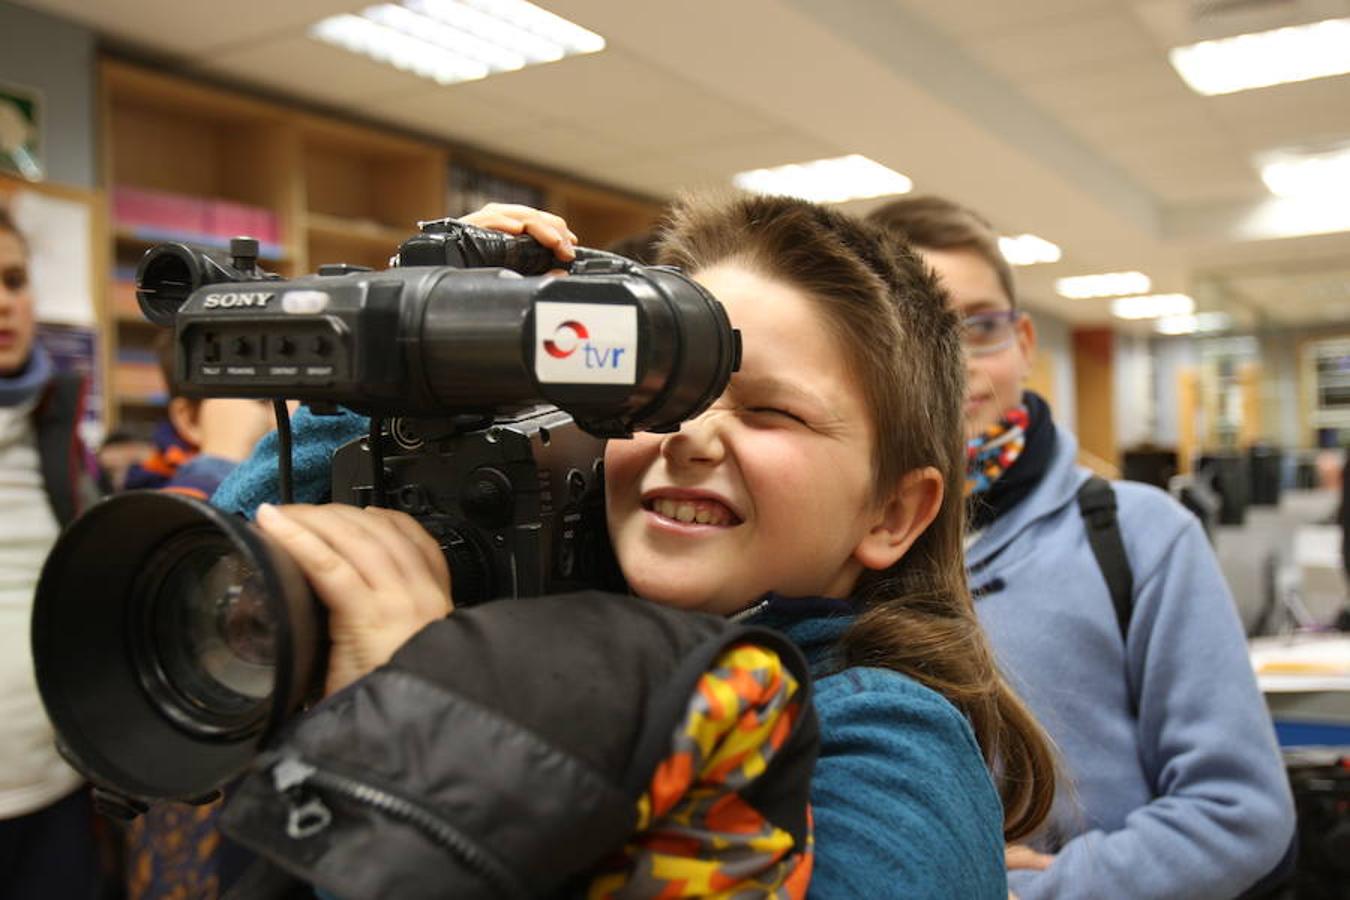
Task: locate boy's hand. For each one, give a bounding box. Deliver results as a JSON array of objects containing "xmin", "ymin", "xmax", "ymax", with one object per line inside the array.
[
  {"xmin": 460, "ymin": 202, "xmax": 578, "ymax": 265},
  {"xmin": 1005, "ymin": 844, "xmax": 1054, "ymax": 871},
  {"xmin": 255, "ymin": 502, "xmax": 452, "ymax": 696}
]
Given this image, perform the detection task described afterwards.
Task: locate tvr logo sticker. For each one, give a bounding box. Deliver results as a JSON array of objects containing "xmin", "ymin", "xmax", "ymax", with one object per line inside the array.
[{"xmin": 535, "ymin": 302, "xmax": 637, "ymax": 385}]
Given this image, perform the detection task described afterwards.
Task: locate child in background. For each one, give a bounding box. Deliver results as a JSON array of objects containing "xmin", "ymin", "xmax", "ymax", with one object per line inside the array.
[
  {"xmin": 94, "ymin": 429, "xmax": 154, "ymax": 493},
  {"xmin": 120, "ymin": 334, "xmax": 276, "ymax": 500},
  {"xmin": 118, "ymin": 336, "xmax": 281, "ymax": 900},
  {"xmin": 868, "ymin": 194, "xmax": 1296, "ymax": 900},
  {"xmin": 0, "ymin": 206, "xmax": 101, "ymax": 898},
  {"xmin": 215, "ymin": 197, "xmax": 1056, "ymax": 898}
]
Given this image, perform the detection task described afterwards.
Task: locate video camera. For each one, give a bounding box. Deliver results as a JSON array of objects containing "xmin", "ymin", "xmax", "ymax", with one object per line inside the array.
[{"xmin": 31, "ymin": 218, "xmax": 739, "ymax": 813}]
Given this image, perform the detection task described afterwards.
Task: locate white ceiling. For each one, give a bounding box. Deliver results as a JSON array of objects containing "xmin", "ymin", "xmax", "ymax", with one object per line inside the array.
[{"xmin": 13, "ymin": 0, "xmax": 1350, "ymax": 327}]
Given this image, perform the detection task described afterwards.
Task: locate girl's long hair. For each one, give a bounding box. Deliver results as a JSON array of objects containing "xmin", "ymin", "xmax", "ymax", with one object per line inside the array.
[{"xmin": 657, "ymin": 193, "xmax": 1055, "ymax": 841}]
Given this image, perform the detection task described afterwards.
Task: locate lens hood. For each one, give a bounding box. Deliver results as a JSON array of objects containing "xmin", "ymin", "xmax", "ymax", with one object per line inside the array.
[{"xmin": 32, "ymin": 491, "xmax": 320, "ymax": 804}]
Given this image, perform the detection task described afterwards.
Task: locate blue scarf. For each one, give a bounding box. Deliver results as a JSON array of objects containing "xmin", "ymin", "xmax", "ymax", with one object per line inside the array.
[{"xmin": 0, "ymin": 344, "xmax": 54, "ymax": 408}]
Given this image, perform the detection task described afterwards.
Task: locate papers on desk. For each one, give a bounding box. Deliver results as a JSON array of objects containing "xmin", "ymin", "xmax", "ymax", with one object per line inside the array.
[{"xmin": 1250, "ymin": 634, "xmax": 1350, "ymax": 692}]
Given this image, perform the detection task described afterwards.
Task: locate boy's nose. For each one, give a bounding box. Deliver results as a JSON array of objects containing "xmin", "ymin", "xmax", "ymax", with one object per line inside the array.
[{"xmin": 660, "ymin": 410, "xmax": 727, "ymax": 468}]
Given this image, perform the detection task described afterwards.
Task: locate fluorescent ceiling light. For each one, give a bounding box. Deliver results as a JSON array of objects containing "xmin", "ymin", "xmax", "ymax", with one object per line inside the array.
[
  {"xmin": 999, "ymin": 234, "xmax": 1061, "ymax": 266},
  {"xmin": 1156, "ymin": 312, "xmax": 1232, "ymax": 335},
  {"xmin": 1169, "ymin": 17, "xmax": 1350, "ymax": 95},
  {"xmin": 1260, "ymin": 147, "xmax": 1350, "ymax": 199},
  {"xmin": 311, "ymin": 0, "xmax": 604, "ymax": 86},
  {"xmin": 1055, "ymin": 271, "xmax": 1152, "ymax": 299},
  {"xmin": 1112, "ymin": 294, "xmax": 1195, "ymax": 320},
  {"xmin": 732, "ymin": 155, "xmax": 913, "ymax": 204}
]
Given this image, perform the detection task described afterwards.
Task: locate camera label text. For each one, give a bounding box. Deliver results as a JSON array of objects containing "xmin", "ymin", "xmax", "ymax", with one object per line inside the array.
[{"xmin": 535, "ymin": 302, "xmax": 638, "ymax": 385}]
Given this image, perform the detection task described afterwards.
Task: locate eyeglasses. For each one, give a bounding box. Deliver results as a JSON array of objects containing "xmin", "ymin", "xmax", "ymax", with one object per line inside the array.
[{"xmin": 961, "ymin": 310, "xmax": 1020, "ymax": 357}]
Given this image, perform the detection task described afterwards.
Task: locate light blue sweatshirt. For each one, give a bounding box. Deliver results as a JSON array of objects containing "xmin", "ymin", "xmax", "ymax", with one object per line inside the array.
[{"xmin": 971, "ymin": 425, "xmax": 1295, "ymax": 900}]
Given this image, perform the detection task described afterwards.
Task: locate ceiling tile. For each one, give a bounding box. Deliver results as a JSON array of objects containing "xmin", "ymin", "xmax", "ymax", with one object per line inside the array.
[
  {"xmin": 1071, "ymin": 98, "xmax": 1230, "ymax": 142},
  {"xmin": 1019, "ymin": 59, "xmax": 1196, "ymax": 115},
  {"xmin": 961, "ymin": 13, "xmax": 1158, "ymax": 78},
  {"xmin": 896, "ymin": 0, "xmax": 1121, "ymax": 38},
  {"xmin": 371, "ymin": 87, "xmax": 540, "ymax": 145},
  {"xmin": 16, "ymin": 0, "xmax": 358, "ymax": 52},
  {"xmin": 194, "ymin": 34, "xmax": 437, "ymax": 105}
]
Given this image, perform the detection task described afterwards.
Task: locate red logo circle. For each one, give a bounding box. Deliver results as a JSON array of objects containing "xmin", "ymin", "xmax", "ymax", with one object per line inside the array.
[{"xmin": 543, "ymin": 320, "xmax": 588, "ymax": 359}]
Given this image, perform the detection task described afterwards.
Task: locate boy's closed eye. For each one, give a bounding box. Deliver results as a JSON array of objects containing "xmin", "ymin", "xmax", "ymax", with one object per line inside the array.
[{"xmin": 743, "ymin": 406, "xmax": 809, "ymax": 425}]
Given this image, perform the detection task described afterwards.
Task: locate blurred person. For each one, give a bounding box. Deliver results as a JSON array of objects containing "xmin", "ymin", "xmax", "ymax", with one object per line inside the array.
[
  {"xmin": 117, "ymin": 333, "xmax": 281, "ymax": 899},
  {"xmin": 0, "ymin": 206, "xmax": 101, "ymax": 898},
  {"xmin": 119, "ymin": 333, "xmax": 276, "ymax": 499},
  {"xmin": 94, "ymin": 429, "xmax": 154, "ymax": 493},
  {"xmin": 869, "ymin": 195, "xmax": 1296, "ymax": 900}
]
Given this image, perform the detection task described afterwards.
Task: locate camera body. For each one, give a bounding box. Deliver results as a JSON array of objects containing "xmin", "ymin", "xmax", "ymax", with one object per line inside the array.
[
  {"xmin": 136, "ymin": 218, "xmax": 738, "ymax": 604},
  {"xmin": 330, "ymin": 407, "xmax": 622, "ymax": 606}
]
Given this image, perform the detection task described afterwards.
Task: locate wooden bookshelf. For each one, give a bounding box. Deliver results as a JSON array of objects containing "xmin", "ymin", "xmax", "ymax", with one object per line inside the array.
[{"xmin": 98, "ymin": 58, "xmax": 662, "ymax": 434}]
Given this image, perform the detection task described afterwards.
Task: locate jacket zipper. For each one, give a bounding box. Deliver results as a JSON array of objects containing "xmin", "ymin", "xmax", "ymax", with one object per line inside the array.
[{"xmin": 271, "ymin": 756, "xmax": 531, "ymax": 899}]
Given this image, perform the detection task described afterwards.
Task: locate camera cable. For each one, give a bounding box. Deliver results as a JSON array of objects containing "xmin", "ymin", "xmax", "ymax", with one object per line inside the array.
[{"xmin": 273, "ymin": 399, "xmax": 294, "ymax": 504}]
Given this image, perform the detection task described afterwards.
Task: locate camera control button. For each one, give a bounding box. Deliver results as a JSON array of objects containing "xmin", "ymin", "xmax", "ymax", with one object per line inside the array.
[{"xmin": 282, "ymin": 289, "xmax": 332, "ymax": 313}]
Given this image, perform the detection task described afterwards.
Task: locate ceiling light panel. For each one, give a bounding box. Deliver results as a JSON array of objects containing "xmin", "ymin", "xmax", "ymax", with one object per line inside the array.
[
  {"xmin": 999, "ymin": 234, "xmax": 1061, "ymax": 266},
  {"xmin": 1055, "ymin": 271, "xmax": 1152, "ymax": 299},
  {"xmin": 1155, "ymin": 312, "xmax": 1232, "ymax": 335},
  {"xmin": 732, "ymin": 155, "xmax": 913, "ymax": 204},
  {"xmin": 310, "ymin": 0, "xmax": 605, "ymax": 86},
  {"xmin": 1169, "ymin": 17, "xmax": 1350, "ymax": 95},
  {"xmin": 1261, "ymin": 147, "xmax": 1350, "ymax": 199},
  {"xmin": 1111, "ymin": 294, "xmax": 1195, "ymax": 320}
]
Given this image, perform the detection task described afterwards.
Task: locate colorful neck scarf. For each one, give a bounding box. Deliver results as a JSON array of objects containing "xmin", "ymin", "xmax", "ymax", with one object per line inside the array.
[{"xmin": 966, "ymin": 404, "xmax": 1029, "ymax": 498}]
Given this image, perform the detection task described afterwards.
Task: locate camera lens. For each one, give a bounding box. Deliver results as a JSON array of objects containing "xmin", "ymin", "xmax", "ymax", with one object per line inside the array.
[
  {"xmin": 132, "ymin": 531, "xmax": 277, "ymax": 739},
  {"xmin": 33, "ymin": 491, "xmax": 323, "ymax": 803}
]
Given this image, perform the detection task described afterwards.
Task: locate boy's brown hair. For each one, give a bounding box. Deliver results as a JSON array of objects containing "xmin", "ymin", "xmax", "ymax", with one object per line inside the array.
[
  {"xmin": 657, "ymin": 193, "xmax": 1053, "ymax": 841},
  {"xmin": 866, "ymin": 195, "xmax": 1016, "ymax": 307}
]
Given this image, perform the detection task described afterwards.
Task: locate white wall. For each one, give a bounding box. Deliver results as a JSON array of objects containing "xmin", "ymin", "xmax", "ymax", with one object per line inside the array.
[
  {"xmin": 1114, "ymin": 332, "xmax": 1154, "ymax": 448},
  {"xmin": 1151, "ymin": 336, "xmax": 1198, "ymax": 448},
  {"xmin": 1257, "ymin": 330, "xmax": 1304, "ymax": 448},
  {"xmin": 1027, "ymin": 308, "xmax": 1076, "ymax": 433}
]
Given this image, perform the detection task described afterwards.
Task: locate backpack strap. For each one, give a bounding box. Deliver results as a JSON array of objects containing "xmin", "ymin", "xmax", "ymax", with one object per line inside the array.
[{"xmin": 1077, "ymin": 476, "xmax": 1134, "ymax": 642}]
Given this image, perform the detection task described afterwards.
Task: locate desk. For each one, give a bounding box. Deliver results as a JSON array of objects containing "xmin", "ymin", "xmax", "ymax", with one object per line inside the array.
[{"xmin": 1251, "ymin": 634, "xmax": 1350, "ymax": 747}]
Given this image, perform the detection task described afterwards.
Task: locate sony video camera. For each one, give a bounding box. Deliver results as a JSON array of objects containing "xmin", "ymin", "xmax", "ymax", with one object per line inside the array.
[{"xmin": 31, "ymin": 218, "xmax": 739, "ymax": 813}]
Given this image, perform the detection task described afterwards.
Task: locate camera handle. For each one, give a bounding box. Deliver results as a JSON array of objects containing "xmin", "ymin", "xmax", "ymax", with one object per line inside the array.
[{"xmin": 405, "ymin": 218, "xmax": 640, "ymax": 276}]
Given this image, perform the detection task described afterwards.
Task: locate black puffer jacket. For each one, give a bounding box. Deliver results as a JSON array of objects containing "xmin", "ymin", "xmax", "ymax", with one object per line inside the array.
[{"xmin": 221, "ymin": 590, "xmax": 818, "ymax": 899}]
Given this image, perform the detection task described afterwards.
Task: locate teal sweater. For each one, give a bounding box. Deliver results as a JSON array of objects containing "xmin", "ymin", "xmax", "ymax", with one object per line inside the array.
[{"xmin": 751, "ymin": 599, "xmax": 1007, "ymax": 899}]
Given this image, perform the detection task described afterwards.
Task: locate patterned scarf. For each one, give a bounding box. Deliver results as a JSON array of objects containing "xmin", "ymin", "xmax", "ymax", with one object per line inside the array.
[
  {"xmin": 966, "ymin": 404, "xmax": 1029, "ymax": 498},
  {"xmin": 965, "ymin": 392, "xmax": 1057, "ymax": 532}
]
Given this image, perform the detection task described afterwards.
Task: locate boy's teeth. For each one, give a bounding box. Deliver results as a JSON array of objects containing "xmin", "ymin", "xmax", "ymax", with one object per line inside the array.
[{"xmin": 652, "ymin": 497, "xmax": 732, "ymax": 526}]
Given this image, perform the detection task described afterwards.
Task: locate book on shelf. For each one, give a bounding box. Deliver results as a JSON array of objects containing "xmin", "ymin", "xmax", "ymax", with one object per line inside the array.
[{"xmin": 112, "ymin": 186, "xmax": 282, "ymax": 256}]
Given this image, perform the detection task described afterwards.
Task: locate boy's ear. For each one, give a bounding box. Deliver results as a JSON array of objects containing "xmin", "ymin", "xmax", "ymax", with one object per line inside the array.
[
  {"xmin": 1017, "ymin": 312, "xmax": 1038, "ymax": 374},
  {"xmin": 853, "ymin": 466, "xmax": 946, "ymax": 571},
  {"xmin": 166, "ymin": 396, "xmax": 203, "ymax": 447}
]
